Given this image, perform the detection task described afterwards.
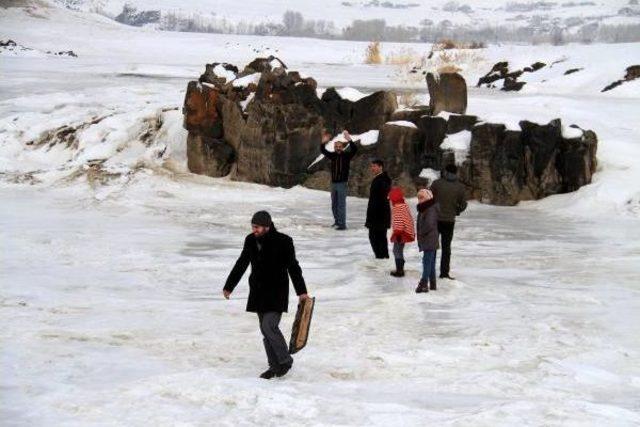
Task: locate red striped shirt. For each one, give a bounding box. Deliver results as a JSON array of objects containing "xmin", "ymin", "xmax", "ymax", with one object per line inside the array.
[{"xmin": 391, "ymin": 202, "xmax": 415, "ymax": 242}]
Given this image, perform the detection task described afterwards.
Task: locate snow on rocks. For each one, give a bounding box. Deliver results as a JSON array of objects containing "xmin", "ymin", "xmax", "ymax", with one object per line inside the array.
[
  {"xmin": 386, "ymin": 120, "xmax": 417, "ymax": 128},
  {"xmin": 336, "ymin": 87, "xmax": 369, "ymax": 102},
  {"xmin": 440, "ymin": 131, "xmax": 471, "ymax": 165},
  {"xmin": 232, "ymin": 72, "xmax": 261, "ymax": 88},
  {"xmin": 419, "ymin": 168, "xmax": 440, "ymax": 185},
  {"xmin": 213, "ymin": 64, "xmax": 237, "ymax": 82},
  {"xmin": 562, "ymin": 125, "xmax": 585, "ymax": 139}
]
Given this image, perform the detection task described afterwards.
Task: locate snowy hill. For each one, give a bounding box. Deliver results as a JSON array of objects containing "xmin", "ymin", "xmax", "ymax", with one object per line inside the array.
[
  {"xmin": 50, "ymin": 0, "xmax": 639, "ymax": 28},
  {"xmin": 1, "ymin": 3, "xmax": 640, "ymax": 426},
  {"xmin": 41, "ymin": 0, "xmax": 640, "ymax": 44}
]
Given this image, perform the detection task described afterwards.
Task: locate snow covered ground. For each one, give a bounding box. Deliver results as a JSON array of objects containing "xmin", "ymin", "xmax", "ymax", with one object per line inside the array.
[{"xmin": 2, "ymin": 4, "xmax": 640, "ymax": 426}]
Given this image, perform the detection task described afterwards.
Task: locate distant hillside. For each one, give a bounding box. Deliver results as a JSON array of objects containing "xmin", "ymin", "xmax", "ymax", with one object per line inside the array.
[{"xmin": 36, "ymin": 0, "xmax": 640, "ymax": 44}]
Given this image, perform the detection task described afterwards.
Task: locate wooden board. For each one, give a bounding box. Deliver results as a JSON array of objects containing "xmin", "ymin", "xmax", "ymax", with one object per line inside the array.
[{"xmin": 288, "ymin": 297, "xmax": 315, "ymax": 354}]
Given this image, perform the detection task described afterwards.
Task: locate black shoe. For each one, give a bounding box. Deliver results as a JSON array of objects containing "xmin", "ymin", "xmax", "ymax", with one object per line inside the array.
[
  {"xmin": 275, "ymin": 362, "xmax": 292, "ymax": 377},
  {"xmin": 439, "ymin": 274, "xmax": 455, "ymax": 280},
  {"xmin": 259, "ymin": 368, "xmax": 276, "ymax": 379},
  {"xmin": 415, "ymin": 280, "xmax": 429, "ymax": 293},
  {"xmin": 335, "ymin": 226, "xmax": 347, "ymax": 230},
  {"xmin": 390, "ymin": 259, "xmax": 405, "ymax": 277},
  {"xmin": 429, "ymin": 281, "xmax": 437, "ymax": 291}
]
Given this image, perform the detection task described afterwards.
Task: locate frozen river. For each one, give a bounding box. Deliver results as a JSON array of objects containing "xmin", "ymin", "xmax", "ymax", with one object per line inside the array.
[{"xmin": 2, "ymin": 179, "xmax": 639, "ymax": 425}]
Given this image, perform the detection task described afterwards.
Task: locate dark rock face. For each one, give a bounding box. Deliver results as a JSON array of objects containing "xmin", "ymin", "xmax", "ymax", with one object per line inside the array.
[
  {"xmin": 377, "ymin": 123, "xmax": 424, "ymax": 196},
  {"xmin": 115, "ymin": 5, "xmax": 160, "ymax": 27},
  {"xmin": 182, "ymin": 58, "xmax": 396, "ymax": 188},
  {"xmin": 349, "ymin": 91, "xmax": 398, "ymax": 133},
  {"xmin": 183, "ymin": 58, "xmax": 597, "ymax": 206},
  {"xmin": 187, "ymin": 134, "xmax": 235, "ymax": 177},
  {"xmin": 452, "ymin": 120, "xmax": 598, "ymax": 204},
  {"xmin": 426, "ymin": 72, "xmax": 467, "ymax": 115},
  {"xmin": 418, "ymin": 115, "xmax": 448, "ymax": 170},
  {"xmin": 320, "ymin": 89, "xmax": 397, "ymax": 134},
  {"xmin": 233, "ymin": 101, "xmax": 324, "ymax": 187},
  {"xmin": 477, "ymin": 61, "xmax": 546, "ymax": 92},
  {"xmin": 564, "ymin": 68, "xmax": 583, "ymax": 75},
  {"xmin": 602, "ymin": 65, "xmax": 640, "ymax": 92},
  {"xmin": 244, "ymin": 56, "xmax": 288, "ymax": 74}
]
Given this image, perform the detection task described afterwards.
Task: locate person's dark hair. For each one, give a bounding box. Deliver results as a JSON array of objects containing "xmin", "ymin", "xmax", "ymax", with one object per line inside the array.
[
  {"xmin": 445, "ymin": 164, "xmax": 458, "ymax": 174},
  {"xmin": 371, "ymin": 159, "xmax": 384, "ymax": 168},
  {"xmin": 251, "ymin": 211, "xmax": 272, "ymax": 227}
]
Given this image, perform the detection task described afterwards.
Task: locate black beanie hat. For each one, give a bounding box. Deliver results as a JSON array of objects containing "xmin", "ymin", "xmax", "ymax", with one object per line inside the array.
[{"xmin": 251, "ymin": 211, "xmax": 272, "ymax": 227}]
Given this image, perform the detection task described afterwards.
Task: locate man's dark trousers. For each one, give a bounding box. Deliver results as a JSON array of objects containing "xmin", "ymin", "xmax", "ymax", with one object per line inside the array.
[
  {"xmin": 258, "ymin": 312, "xmax": 293, "ymax": 368},
  {"xmin": 368, "ymin": 228, "xmax": 389, "ymax": 259},
  {"xmin": 438, "ymin": 221, "xmax": 455, "ymax": 277}
]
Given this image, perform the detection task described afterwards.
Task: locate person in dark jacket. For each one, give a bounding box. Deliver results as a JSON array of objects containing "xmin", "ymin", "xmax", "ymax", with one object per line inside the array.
[
  {"xmin": 365, "ymin": 159, "xmax": 392, "ymax": 258},
  {"xmin": 430, "ymin": 164, "xmax": 468, "ymax": 280},
  {"xmin": 223, "ymin": 211, "xmax": 309, "ymax": 379},
  {"xmin": 320, "ymin": 129, "xmax": 359, "ymax": 230},
  {"xmin": 415, "ymin": 189, "xmax": 439, "ymax": 293}
]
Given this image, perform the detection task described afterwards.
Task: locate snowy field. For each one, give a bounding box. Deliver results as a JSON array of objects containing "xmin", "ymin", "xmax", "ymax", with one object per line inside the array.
[{"xmin": 2, "ymin": 4, "xmax": 640, "ymax": 426}]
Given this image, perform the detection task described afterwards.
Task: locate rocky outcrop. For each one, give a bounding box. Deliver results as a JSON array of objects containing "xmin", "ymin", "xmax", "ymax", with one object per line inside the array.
[
  {"xmin": 426, "ymin": 72, "xmax": 467, "ymax": 115},
  {"xmin": 1, "ymin": 39, "xmax": 78, "ymax": 57},
  {"xmin": 183, "ymin": 58, "xmax": 597, "ymax": 206},
  {"xmin": 602, "ymin": 65, "xmax": 640, "ymax": 92},
  {"xmin": 304, "ymin": 114, "xmax": 597, "ymax": 205},
  {"xmin": 477, "ymin": 61, "xmax": 546, "ymax": 91},
  {"xmin": 455, "ymin": 120, "xmax": 598, "ymax": 204},
  {"xmin": 183, "ymin": 57, "xmax": 397, "ymax": 188}
]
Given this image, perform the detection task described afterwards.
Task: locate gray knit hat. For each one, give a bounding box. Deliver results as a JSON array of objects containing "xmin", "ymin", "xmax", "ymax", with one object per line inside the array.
[{"xmin": 251, "ymin": 211, "xmax": 272, "ymax": 227}]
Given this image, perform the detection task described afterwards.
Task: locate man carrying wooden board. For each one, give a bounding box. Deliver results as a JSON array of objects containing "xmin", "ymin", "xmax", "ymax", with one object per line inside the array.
[{"xmin": 223, "ymin": 211, "xmax": 310, "ymax": 379}]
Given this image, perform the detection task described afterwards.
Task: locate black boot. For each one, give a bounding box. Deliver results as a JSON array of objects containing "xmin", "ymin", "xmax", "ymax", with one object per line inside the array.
[
  {"xmin": 275, "ymin": 362, "xmax": 292, "ymax": 378},
  {"xmin": 260, "ymin": 368, "xmax": 276, "ymax": 379},
  {"xmin": 430, "ymin": 277, "xmax": 437, "ymax": 291},
  {"xmin": 390, "ymin": 259, "xmax": 405, "ymax": 277},
  {"xmin": 415, "ymin": 279, "xmax": 429, "ymax": 293}
]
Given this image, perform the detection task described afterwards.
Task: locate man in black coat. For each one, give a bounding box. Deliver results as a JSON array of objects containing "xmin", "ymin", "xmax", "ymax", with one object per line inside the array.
[
  {"xmin": 365, "ymin": 159, "xmax": 392, "ymax": 258},
  {"xmin": 223, "ymin": 211, "xmax": 309, "ymax": 379}
]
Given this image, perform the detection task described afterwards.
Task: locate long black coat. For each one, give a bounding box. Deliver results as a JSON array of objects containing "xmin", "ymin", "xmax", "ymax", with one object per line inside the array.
[
  {"xmin": 223, "ymin": 227, "xmax": 307, "ymax": 313},
  {"xmin": 365, "ymin": 171, "xmax": 392, "ymax": 229}
]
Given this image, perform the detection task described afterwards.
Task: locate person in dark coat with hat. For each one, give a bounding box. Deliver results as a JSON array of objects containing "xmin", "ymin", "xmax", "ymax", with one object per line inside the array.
[
  {"xmin": 223, "ymin": 211, "xmax": 309, "ymax": 379},
  {"xmin": 365, "ymin": 159, "xmax": 392, "ymax": 258}
]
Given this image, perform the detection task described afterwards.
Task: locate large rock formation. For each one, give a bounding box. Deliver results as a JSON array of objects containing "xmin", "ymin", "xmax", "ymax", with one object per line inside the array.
[
  {"xmin": 183, "ymin": 57, "xmax": 598, "ymax": 206},
  {"xmin": 426, "ymin": 72, "xmax": 467, "ymax": 115}
]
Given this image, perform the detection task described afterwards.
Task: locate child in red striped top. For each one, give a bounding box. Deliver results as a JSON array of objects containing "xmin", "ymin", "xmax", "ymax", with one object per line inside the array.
[{"xmin": 388, "ymin": 187, "xmax": 415, "ymax": 277}]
